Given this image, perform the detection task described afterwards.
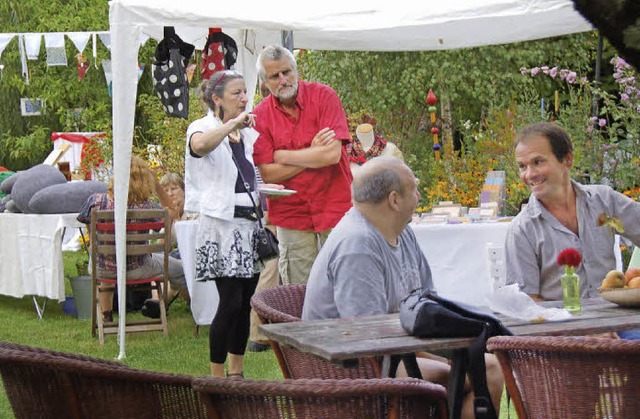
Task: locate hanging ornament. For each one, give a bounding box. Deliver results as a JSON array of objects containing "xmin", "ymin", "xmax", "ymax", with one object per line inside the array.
[
  {"xmin": 76, "ymin": 53, "xmax": 90, "ymax": 81},
  {"xmin": 186, "ymin": 63, "xmax": 196, "ymax": 83},
  {"xmin": 426, "ymin": 89, "xmax": 440, "ymax": 162}
]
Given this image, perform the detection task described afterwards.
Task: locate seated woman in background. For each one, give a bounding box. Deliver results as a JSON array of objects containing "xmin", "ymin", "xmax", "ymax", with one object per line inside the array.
[
  {"xmin": 160, "ymin": 172, "xmax": 185, "ymax": 221},
  {"xmin": 159, "ymin": 171, "xmax": 191, "ymax": 304},
  {"xmin": 77, "ymin": 155, "xmax": 187, "ymax": 321}
]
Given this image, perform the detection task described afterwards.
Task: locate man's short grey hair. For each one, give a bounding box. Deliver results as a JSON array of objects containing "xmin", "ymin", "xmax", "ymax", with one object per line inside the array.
[
  {"xmin": 256, "ymin": 45, "xmax": 298, "ymax": 81},
  {"xmin": 352, "ymin": 158, "xmax": 407, "ymax": 204}
]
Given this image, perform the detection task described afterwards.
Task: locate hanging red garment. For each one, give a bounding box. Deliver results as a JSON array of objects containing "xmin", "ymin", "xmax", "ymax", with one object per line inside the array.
[{"xmin": 200, "ymin": 28, "xmax": 238, "ymax": 81}]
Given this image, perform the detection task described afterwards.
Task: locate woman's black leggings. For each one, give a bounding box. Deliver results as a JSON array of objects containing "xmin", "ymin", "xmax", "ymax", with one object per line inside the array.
[{"xmin": 209, "ymin": 274, "xmax": 260, "ymax": 363}]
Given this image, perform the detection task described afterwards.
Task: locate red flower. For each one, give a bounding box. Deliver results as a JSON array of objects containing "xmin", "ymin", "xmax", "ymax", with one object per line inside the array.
[{"xmin": 557, "ymin": 248, "xmax": 582, "ymax": 268}]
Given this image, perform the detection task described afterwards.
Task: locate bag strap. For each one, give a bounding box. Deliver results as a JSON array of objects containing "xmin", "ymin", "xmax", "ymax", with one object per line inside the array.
[
  {"xmin": 467, "ymin": 328, "xmax": 499, "ymax": 419},
  {"xmin": 230, "ymin": 150, "xmax": 265, "ymax": 230}
]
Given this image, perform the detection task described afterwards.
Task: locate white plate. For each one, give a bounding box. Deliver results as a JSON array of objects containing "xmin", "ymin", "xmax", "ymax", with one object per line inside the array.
[{"xmin": 258, "ymin": 187, "xmax": 297, "ymax": 196}]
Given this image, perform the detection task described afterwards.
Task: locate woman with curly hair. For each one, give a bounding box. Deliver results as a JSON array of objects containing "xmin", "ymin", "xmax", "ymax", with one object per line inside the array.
[{"xmin": 77, "ymin": 155, "xmax": 185, "ymax": 321}]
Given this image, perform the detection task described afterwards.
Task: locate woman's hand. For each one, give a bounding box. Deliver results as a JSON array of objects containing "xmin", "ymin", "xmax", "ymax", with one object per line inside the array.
[{"xmin": 230, "ymin": 112, "xmax": 256, "ymax": 130}]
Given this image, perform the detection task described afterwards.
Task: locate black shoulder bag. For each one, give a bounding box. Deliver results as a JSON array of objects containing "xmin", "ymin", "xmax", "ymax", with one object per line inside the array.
[
  {"xmin": 230, "ymin": 151, "xmax": 279, "ymax": 262},
  {"xmin": 399, "ymin": 289, "xmax": 511, "ymax": 419}
]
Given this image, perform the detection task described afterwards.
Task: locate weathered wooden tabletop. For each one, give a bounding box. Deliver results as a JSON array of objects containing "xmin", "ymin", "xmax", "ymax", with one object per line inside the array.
[{"xmin": 260, "ymin": 298, "xmax": 640, "ymax": 363}]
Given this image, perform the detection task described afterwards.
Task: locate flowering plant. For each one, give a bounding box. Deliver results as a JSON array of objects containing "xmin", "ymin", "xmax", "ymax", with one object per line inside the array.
[
  {"xmin": 519, "ymin": 57, "xmax": 640, "ymax": 193},
  {"xmin": 557, "ymin": 248, "xmax": 582, "ymax": 276}
]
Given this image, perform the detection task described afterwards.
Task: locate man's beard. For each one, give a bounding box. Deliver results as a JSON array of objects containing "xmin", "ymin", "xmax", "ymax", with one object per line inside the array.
[{"xmin": 274, "ymin": 80, "xmax": 299, "ymax": 101}]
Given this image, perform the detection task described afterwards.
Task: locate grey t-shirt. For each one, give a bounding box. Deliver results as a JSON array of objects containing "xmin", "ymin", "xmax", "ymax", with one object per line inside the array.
[{"xmin": 302, "ymin": 207, "xmax": 433, "ymax": 320}]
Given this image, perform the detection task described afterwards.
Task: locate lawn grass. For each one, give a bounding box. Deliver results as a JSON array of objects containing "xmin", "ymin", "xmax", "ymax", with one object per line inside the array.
[
  {"xmin": 0, "ymin": 250, "xmax": 282, "ymax": 418},
  {"xmin": 0, "ymin": 250, "xmax": 515, "ymax": 418}
]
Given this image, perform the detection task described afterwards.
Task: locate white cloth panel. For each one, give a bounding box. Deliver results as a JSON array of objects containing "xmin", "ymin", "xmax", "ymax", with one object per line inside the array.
[
  {"xmin": 174, "ymin": 220, "xmax": 219, "ymax": 325},
  {"xmin": 18, "ymin": 35, "xmax": 29, "ymax": 84},
  {"xmin": 23, "ymin": 34, "xmax": 41, "ymax": 59},
  {"xmin": 44, "ymin": 33, "xmax": 67, "ymax": 66},
  {"xmin": 0, "ymin": 213, "xmax": 84, "ymax": 302}
]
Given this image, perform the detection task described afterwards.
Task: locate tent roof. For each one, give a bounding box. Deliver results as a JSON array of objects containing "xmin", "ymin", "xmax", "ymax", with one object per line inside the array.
[{"xmin": 111, "ymin": 0, "xmax": 593, "ymax": 51}]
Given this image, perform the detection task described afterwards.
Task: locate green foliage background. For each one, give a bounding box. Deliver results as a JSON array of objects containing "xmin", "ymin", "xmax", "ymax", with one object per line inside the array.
[{"xmin": 2, "ymin": 1, "xmax": 638, "ymax": 216}]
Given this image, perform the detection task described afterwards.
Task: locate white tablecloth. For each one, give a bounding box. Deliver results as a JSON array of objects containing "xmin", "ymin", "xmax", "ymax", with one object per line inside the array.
[
  {"xmin": 174, "ymin": 220, "xmax": 219, "ymax": 326},
  {"xmin": 174, "ymin": 218, "xmax": 508, "ymax": 324},
  {"xmin": 412, "ymin": 221, "xmax": 511, "ymax": 306},
  {"xmin": 0, "ymin": 213, "xmax": 84, "ymax": 302}
]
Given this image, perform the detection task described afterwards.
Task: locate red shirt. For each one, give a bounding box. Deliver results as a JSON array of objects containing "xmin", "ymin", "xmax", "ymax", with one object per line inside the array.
[{"xmin": 253, "ymin": 81, "xmax": 353, "ymax": 232}]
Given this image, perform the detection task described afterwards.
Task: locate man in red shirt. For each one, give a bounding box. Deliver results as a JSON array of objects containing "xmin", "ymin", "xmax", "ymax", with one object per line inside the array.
[{"xmin": 253, "ymin": 45, "xmax": 353, "ymax": 285}]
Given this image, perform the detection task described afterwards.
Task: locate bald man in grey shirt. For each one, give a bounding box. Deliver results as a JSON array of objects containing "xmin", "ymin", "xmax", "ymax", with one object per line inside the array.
[{"xmin": 302, "ymin": 157, "xmax": 504, "ymax": 419}]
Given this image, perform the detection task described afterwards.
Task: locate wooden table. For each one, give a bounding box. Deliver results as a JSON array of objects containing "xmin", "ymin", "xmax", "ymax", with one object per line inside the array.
[{"xmin": 261, "ymin": 299, "xmax": 640, "ymax": 419}]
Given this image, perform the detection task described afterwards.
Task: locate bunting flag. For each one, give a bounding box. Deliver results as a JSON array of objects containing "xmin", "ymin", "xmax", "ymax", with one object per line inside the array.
[
  {"xmin": 23, "ymin": 34, "xmax": 41, "ymax": 59},
  {"xmin": 0, "ymin": 34, "xmax": 14, "ymax": 62},
  {"xmin": 98, "ymin": 33, "xmax": 111, "ymax": 51},
  {"xmin": 76, "ymin": 53, "xmax": 90, "ymax": 80},
  {"xmin": 44, "ymin": 33, "xmax": 67, "ymax": 66},
  {"xmin": 67, "ymin": 32, "xmax": 91, "ymax": 54},
  {"xmin": 102, "ymin": 59, "xmax": 112, "ymax": 96}
]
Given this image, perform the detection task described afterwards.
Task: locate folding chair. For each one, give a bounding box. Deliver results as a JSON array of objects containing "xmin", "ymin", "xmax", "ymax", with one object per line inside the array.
[{"xmin": 90, "ymin": 208, "xmax": 171, "ymax": 344}]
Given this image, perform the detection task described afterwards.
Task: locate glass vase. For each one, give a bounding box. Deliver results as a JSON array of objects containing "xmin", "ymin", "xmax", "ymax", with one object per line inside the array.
[{"xmin": 561, "ymin": 272, "xmax": 581, "ymax": 313}]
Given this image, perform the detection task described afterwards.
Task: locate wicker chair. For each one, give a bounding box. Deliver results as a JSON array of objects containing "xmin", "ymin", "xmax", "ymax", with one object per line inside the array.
[
  {"xmin": 0, "ymin": 341, "xmax": 131, "ymax": 370},
  {"xmin": 250, "ymin": 284, "xmax": 381, "ymax": 379},
  {"xmin": 193, "ymin": 376, "xmax": 448, "ymax": 419},
  {"xmin": 0, "ymin": 343, "xmax": 206, "ymax": 419},
  {"xmin": 487, "ymin": 336, "xmax": 640, "ymax": 419}
]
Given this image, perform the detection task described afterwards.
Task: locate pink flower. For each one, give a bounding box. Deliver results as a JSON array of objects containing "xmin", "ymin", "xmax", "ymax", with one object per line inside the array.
[
  {"xmin": 531, "ymin": 67, "xmax": 540, "ymax": 76},
  {"xmin": 566, "ymin": 71, "xmax": 577, "ymax": 84},
  {"xmin": 621, "ymin": 93, "xmax": 629, "ymax": 102},
  {"xmin": 598, "ymin": 118, "xmax": 607, "ymax": 127},
  {"xmin": 549, "ymin": 67, "xmax": 558, "ymax": 78}
]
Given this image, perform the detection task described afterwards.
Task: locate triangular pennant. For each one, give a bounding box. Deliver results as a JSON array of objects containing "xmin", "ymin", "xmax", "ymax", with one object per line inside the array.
[
  {"xmin": 98, "ymin": 33, "xmax": 111, "ymax": 51},
  {"xmin": 0, "ymin": 34, "xmax": 15, "ymax": 59},
  {"xmin": 66, "ymin": 32, "xmax": 91, "ymax": 54},
  {"xmin": 44, "ymin": 33, "xmax": 67, "ymax": 66},
  {"xmin": 23, "ymin": 34, "xmax": 41, "ymax": 60},
  {"xmin": 102, "ymin": 59, "xmax": 112, "ymax": 96}
]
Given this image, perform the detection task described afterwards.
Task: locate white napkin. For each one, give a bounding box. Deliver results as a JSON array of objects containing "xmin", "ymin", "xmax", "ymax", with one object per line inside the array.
[{"xmin": 487, "ymin": 284, "xmax": 572, "ymax": 322}]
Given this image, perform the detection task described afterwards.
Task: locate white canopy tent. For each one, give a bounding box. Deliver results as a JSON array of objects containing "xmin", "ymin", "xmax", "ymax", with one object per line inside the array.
[{"xmin": 109, "ymin": 0, "xmax": 592, "ymax": 358}]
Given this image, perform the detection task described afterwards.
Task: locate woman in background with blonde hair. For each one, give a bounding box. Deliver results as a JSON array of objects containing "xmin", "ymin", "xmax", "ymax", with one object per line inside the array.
[{"xmin": 77, "ymin": 155, "xmax": 185, "ymax": 321}]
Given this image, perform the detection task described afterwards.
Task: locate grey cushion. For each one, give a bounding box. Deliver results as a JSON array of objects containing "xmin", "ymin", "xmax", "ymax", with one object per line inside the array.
[
  {"xmin": 0, "ymin": 171, "xmax": 22, "ymax": 194},
  {"xmin": 11, "ymin": 164, "xmax": 67, "ymax": 213},
  {"xmin": 5, "ymin": 199, "xmax": 20, "ymax": 213},
  {"xmin": 29, "ymin": 181, "xmax": 108, "ymax": 214},
  {"xmin": 0, "ymin": 195, "xmax": 10, "ymax": 213}
]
